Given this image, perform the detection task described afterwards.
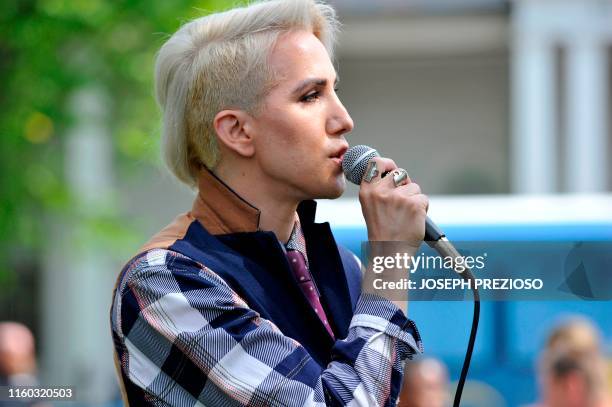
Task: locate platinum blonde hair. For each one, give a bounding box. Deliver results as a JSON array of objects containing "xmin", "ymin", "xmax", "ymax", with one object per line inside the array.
[{"xmin": 155, "ymin": 0, "xmax": 339, "ymax": 187}]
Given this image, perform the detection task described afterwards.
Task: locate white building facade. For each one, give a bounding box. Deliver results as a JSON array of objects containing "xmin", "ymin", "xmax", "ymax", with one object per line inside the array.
[{"xmin": 332, "ymin": 0, "xmax": 611, "ymax": 195}]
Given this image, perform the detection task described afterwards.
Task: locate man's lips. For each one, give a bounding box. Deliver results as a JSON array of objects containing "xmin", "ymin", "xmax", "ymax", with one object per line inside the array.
[
  {"xmin": 331, "ymin": 156, "xmax": 343, "ymax": 166},
  {"xmin": 330, "ymin": 146, "xmax": 348, "ymax": 164}
]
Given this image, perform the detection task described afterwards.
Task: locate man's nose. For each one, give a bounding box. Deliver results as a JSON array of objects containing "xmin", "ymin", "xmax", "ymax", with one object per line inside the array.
[{"xmin": 327, "ymin": 96, "xmax": 354, "ymax": 137}]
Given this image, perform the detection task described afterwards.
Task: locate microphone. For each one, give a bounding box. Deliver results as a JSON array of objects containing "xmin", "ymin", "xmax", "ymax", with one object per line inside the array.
[{"xmin": 342, "ymin": 144, "xmax": 463, "ymax": 270}]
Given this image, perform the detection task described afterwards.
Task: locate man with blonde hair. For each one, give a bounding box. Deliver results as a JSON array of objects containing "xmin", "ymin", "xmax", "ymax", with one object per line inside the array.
[{"xmin": 111, "ymin": 0, "xmax": 428, "ymax": 405}]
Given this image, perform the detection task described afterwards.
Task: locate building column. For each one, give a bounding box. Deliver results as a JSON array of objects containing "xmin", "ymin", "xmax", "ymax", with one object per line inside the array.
[
  {"xmin": 564, "ymin": 35, "xmax": 608, "ymax": 192},
  {"xmin": 41, "ymin": 86, "xmax": 118, "ymax": 403},
  {"xmin": 511, "ymin": 29, "xmax": 557, "ymax": 194}
]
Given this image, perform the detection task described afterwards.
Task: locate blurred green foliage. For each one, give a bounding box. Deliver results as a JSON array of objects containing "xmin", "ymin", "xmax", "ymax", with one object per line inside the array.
[{"xmin": 0, "ymin": 0, "xmax": 239, "ymax": 288}]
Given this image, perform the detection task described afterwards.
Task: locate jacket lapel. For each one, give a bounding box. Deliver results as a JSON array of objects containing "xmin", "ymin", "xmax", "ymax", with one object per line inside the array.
[{"xmin": 298, "ymin": 201, "xmax": 355, "ymax": 339}]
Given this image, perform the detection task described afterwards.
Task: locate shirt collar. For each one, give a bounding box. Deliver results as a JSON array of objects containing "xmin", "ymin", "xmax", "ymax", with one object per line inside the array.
[
  {"xmin": 285, "ymin": 216, "xmax": 310, "ymax": 269},
  {"xmin": 286, "ymin": 217, "xmax": 306, "ymax": 252}
]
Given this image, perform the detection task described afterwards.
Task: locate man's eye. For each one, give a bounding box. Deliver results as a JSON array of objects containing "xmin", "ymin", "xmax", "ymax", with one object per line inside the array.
[{"xmin": 301, "ymin": 91, "xmax": 320, "ymax": 102}]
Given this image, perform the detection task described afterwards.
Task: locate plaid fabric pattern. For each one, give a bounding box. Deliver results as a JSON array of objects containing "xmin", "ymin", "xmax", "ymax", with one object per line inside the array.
[
  {"xmin": 285, "ymin": 217, "xmax": 309, "ymax": 269},
  {"xmin": 111, "ymin": 248, "xmax": 423, "ymax": 406}
]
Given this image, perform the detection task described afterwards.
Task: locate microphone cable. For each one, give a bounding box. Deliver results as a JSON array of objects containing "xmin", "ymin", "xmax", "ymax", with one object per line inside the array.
[
  {"xmin": 427, "ymin": 238, "xmax": 480, "ymax": 407},
  {"xmin": 453, "ymin": 269, "xmax": 480, "ymax": 407}
]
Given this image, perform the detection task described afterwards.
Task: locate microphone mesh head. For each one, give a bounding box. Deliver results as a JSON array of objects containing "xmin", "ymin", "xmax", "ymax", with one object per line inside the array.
[{"xmin": 342, "ymin": 145, "xmax": 380, "ymax": 185}]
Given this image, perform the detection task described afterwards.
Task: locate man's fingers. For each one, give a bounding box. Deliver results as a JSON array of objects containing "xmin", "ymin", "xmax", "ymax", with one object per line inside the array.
[
  {"xmin": 361, "ymin": 157, "xmax": 397, "ymax": 184},
  {"xmin": 384, "ymin": 168, "xmax": 413, "ymax": 189},
  {"xmin": 397, "ymin": 182, "xmax": 421, "ymax": 196}
]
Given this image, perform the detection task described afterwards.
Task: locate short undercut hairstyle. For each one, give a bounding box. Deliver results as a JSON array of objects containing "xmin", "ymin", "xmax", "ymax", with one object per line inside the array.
[{"xmin": 154, "ymin": 0, "xmax": 339, "ymax": 187}]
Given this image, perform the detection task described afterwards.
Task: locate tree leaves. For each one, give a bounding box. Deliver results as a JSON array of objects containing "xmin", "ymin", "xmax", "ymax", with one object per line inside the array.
[{"xmin": 0, "ymin": 0, "xmax": 239, "ymax": 282}]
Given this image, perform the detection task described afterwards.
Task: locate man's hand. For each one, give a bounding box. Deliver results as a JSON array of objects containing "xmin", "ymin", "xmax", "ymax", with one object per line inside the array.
[
  {"xmin": 358, "ymin": 157, "xmax": 428, "ymax": 245},
  {"xmin": 358, "ymin": 157, "xmax": 429, "ymax": 312}
]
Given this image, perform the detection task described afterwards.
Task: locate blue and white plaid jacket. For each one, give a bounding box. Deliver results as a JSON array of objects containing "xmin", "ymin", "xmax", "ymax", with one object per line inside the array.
[{"xmin": 111, "ymin": 169, "xmax": 422, "ymax": 406}]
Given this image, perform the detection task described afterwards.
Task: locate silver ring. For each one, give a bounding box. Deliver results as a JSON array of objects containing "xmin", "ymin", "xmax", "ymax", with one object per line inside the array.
[
  {"xmin": 392, "ymin": 168, "xmax": 409, "ymax": 187},
  {"xmin": 363, "ymin": 161, "xmax": 379, "ymax": 183}
]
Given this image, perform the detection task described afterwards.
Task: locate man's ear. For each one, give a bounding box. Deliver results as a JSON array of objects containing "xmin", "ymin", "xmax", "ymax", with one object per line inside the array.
[{"xmin": 213, "ymin": 109, "xmax": 255, "ymax": 158}]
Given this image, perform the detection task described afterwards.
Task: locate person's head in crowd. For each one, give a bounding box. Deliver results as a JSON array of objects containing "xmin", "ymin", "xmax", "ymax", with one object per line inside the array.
[
  {"xmin": 538, "ymin": 317, "xmax": 611, "ymax": 407},
  {"xmin": 0, "ymin": 322, "xmax": 37, "ymax": 385},
  {"xmin": 398, "ymin": 357, "xmax": 449, "ymax": 407}
]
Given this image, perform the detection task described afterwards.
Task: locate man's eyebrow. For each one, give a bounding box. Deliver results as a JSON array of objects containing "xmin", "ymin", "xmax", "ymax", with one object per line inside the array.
[{"xmin": 292, "ymin": 76, "xmax": 340, "ymax": 95}]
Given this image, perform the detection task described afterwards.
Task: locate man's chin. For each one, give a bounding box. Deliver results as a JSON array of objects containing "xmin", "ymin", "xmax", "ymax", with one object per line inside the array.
[
  {"xmin": 316, "ymin": 182, "xmax": 346, "ymax": 200},
  {"xmin": 303, "ymin": 175, "xmax": 346, "ymax": 200},
  {"xmin": 320, "ymin": 191, "xmax": 343, "ymax": 200}
]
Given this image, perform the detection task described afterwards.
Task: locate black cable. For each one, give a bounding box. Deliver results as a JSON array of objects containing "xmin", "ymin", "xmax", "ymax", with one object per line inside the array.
[{"xmin": 453, "ymin": 270, "xmax": 480, "ymax": 407}]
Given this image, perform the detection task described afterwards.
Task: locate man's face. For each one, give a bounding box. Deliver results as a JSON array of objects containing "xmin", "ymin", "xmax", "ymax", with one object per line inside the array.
[
  {"xmin": 249, "ymin": 30, "xmax": 353, "ymax": 201},
  {"xmin": 543, "ymin": 373, "xmax": 589, "ymax": 407}
]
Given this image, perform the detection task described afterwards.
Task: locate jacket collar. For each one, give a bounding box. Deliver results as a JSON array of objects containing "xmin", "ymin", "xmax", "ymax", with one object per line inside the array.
[
  {"xmin": 191, "ymin": 168, "xmax": 261, "ymax": 235},
  {"xmin": 191, "ymin": 168, "xmax": 318, "ymax": 236}
]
